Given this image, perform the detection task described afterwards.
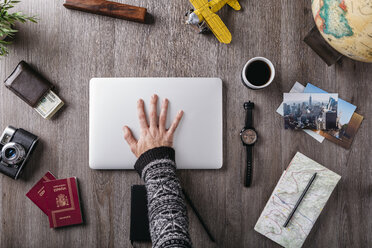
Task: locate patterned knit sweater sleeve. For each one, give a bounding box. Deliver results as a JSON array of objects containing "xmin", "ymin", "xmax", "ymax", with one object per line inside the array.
[{"xmin": 134, "ymin": 146, "xmax": 192, "ymax": 248}]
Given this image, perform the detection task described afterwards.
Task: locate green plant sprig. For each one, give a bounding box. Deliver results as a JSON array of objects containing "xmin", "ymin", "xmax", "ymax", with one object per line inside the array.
[{"xmin": 0, "ymin": 0, "xmax": 37, "ymax": 56}]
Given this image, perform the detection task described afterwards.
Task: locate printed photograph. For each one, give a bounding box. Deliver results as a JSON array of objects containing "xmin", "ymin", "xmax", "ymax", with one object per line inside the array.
[
  {"xmin": 318, "ymin": 112, "xmax": 364, "ymax": 149},
  {"xmin": 283, "ymin": 93, "xmax": 338, "ymax": 130},
  {"xmin": 304, "ymin": 83, "xmax": 356, "ymax": 139}
]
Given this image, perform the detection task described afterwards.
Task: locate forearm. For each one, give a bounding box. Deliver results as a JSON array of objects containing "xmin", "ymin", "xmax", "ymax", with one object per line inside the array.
[{"xmin": 134, "ymin": 147, "xmax": 192, "ymax": 248}]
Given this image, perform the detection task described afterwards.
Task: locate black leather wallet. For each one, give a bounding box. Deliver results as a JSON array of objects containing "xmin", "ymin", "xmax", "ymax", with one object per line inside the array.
[
  {"xmin": 130, "ymin": 185, "xmax": 151, "ymax": 244},
  {"xmin": 4, "ymin": 61, "xmax": 53, "ymax": 107}
]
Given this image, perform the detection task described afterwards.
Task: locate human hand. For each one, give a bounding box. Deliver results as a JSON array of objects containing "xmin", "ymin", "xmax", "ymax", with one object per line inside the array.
[{"xmin": 123, "ymin": 94, "xmax": 184, "ymax": 158}]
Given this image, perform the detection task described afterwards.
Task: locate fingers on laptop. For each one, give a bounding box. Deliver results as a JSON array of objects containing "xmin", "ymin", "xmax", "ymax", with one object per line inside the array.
[
  {"xmin": 159, "ymin": 98, "xmax": 169, "ymax": 132},
  {"xmin": 137, "ymin": 95, "xmax": 183, "ymax": 139},
  {"xmin": 123, "ymin": 126, "xmax": 137, "ymax": 153},
  {"xmin": 137, "ymin": 99, "xmax": 149, "ymax": 130},
  {"xmin": 168, "ymin": 110, "xmax": 184, "ymax": 138},
  {"xmin": 149, "ymin": 94, "xmax": 158, "ymax": 129}
]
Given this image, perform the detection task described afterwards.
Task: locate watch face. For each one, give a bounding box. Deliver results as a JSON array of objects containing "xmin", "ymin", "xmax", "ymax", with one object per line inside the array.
[{"xmin": 241, "ymin": 129, "xmax": 257, "ymax": 145}]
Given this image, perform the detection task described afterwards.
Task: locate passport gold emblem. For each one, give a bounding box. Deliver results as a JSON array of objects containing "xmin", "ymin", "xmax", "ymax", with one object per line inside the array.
[{"xmin": 56, "ymin": 194, "xmax": 69, "ymax": 207}]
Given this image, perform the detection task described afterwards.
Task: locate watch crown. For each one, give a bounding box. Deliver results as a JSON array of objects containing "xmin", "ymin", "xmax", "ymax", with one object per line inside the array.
[{"xmin": 244, "ymin": 101, "xmax": 254, "ymax": 109}]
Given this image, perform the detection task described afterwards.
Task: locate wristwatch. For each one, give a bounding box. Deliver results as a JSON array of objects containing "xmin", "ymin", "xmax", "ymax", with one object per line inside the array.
[{"xmin": 240, "ymin": 101, "xmax": 258, "ymax": 187}]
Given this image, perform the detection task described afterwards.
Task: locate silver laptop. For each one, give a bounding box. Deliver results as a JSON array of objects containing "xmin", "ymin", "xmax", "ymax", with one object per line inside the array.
[{"xmin": 89, "ymin": 78, "xmax": 223, "ymax": 169}]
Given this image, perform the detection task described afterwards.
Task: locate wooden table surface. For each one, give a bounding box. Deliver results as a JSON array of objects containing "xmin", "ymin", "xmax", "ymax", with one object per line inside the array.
[{"xmin": 0, "ymin": 0, "xmax": 371, "ymax": 247}]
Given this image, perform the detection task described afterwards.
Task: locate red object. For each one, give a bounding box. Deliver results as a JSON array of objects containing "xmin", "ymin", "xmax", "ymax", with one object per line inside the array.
[
  {"xmin": 339, "ymin": 0, "xmax": 347, "ymax": 11},
  {"xmin": 26, "ymin": 172, "xmax": 57, "ymax": 215},
  {"xmin": 44, "ymin": 177, "xmax": 83, "ymax": 228}
]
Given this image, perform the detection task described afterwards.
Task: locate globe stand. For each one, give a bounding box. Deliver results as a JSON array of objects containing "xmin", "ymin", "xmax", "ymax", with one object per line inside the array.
[{"xmin": 304, "ymin": 26, "xmax": 343, "ymax": 66}]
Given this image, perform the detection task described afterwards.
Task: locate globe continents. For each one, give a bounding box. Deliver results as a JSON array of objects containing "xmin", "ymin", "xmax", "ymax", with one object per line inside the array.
[{"xmin": 311, "ymin": 0, "xmax": 372, "ymax": 63}]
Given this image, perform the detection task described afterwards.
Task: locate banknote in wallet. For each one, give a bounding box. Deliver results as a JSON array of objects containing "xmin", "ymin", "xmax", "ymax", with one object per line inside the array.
[{"xmin": 34, "ymin": 90, "xmax": 64, "ymax": 119}]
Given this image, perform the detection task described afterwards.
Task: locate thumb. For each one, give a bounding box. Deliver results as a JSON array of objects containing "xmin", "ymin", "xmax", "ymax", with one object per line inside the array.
[{"xmin": 123, "ymin": 126, "xmax": 138, "ymax": 153}]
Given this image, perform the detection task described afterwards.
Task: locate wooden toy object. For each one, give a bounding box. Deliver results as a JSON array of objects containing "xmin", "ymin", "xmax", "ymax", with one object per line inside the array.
[{"xmin": 64, "ymin": 0, "xmax": 147, "ymax": 23}]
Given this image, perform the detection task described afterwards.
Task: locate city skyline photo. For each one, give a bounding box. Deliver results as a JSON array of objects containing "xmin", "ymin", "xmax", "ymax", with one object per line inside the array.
[
  {"xmin": 283, "ymin": 93, "xmax": 339, "ymax": 130},
  {"xmin": 304, "ymin": 83, "xmax": 356, "ymax": 126}
]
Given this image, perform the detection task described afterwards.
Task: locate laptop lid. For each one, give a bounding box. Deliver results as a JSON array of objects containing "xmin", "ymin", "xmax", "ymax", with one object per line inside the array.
[{"xmin": 89, "ymin": 77, "xmax": 223, "ymax": 169}]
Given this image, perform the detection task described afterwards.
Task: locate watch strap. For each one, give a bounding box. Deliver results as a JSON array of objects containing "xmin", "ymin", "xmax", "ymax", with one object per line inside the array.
[
  {"xmin": 245, "ymin": 145, "xmax": 253, "ymax": 187},
  {"xmin": 244, "ymin": 102, "xmax": 254, "ymax": 128}
]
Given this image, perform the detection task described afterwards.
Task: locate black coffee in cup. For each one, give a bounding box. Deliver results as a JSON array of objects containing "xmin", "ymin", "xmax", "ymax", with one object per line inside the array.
[
  {"xmin": 241, "ymin": 57, "xmax": 275, "ymax": 90},
  {"xmin": 245, "ymin": 60, "xmax": 271, "ymax": 86}
]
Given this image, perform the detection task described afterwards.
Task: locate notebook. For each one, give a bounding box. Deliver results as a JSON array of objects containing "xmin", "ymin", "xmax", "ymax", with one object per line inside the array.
[
  {"xmin": 130, "ymin": 185, "xmax": 212, "ymax": 244},
  {"xmin": 254, "ymin": 152, "xmax": 341, "ymax": 248},
  {"xmin": 130, "ymin": 185, "xmax": 151, "ymax": 243}
]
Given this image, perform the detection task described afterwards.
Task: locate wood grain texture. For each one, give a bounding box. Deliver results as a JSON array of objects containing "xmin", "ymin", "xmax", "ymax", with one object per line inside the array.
[
  {"xmin": 64, "ymin": 0, "xmax": 147, "ymax": 23},
  {"xmin": 0, "ymin": 0, "xmax": 371, "ymax": 247}
]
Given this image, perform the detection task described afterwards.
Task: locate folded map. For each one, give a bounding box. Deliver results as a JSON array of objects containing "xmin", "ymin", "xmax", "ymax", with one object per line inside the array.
[{"xmin": 254, "ymin": 152, "xmax": 341, "ymax": 248}]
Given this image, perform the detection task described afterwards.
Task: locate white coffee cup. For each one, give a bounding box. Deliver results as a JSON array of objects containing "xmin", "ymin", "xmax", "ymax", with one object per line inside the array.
[{"xmin": 241, "ymin": 57, "xmax": 275, "ymax": 90}]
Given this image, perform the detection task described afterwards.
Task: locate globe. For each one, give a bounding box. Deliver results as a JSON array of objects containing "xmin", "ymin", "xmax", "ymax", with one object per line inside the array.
[{"xmin": 311, "ymin": 0, "xmax": 372, "ymax": 63}]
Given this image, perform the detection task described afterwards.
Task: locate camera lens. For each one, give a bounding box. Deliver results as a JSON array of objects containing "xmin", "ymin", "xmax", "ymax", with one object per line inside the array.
[
  {"xmin": 1, "ymin": 142, "xmax": 26, "ymax": 165},
  {"xmin": 5, "ymin": 148, "xmax": 17, "ymax": 159}
]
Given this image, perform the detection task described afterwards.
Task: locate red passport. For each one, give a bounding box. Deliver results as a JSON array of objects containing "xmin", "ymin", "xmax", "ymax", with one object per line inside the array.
[
  {"xmin": 26, "ymin": 172, "xmax": 57, "ymax": 215},
  {"xmin": 44, "ymin": 177, "xmax": 83, "ymax": 228}
]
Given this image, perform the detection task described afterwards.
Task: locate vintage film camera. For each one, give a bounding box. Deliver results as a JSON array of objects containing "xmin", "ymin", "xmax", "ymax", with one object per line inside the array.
[{"xmin": 0, "ymin": 126, "xmax": 39, "ymax": 179}]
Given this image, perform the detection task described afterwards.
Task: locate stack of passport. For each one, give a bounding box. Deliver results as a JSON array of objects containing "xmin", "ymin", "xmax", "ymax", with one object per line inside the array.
[{"xmin": 26, "ymin": 172, "xmax": 83, "ymax": 228}]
